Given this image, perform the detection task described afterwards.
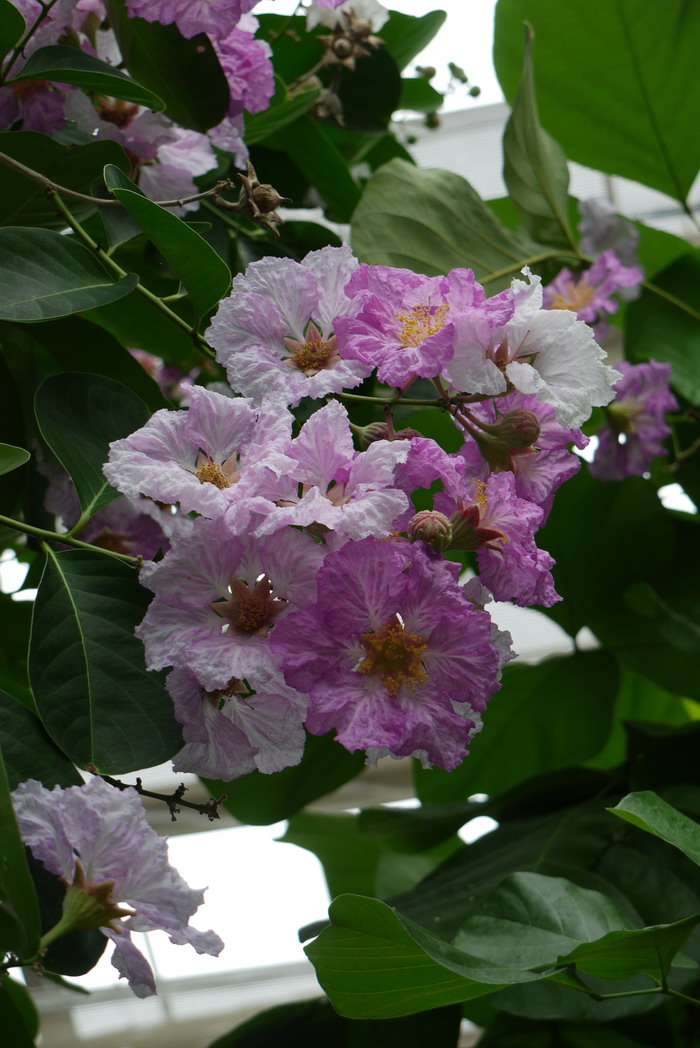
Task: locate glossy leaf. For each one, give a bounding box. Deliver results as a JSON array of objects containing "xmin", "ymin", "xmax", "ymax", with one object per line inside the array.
[
  {"xmin": 0, "ymin": 0, "xmax": 25, "ymax": 64},
  {"xmin": 352, "ymin": 158, "xmax": 534, "ymax": 283},
  {"xmin": 270, "ymin": 117, "xmax": 361, "ymax": 223},
  {"xmin": 502, "ymin": 25, "xmax": 573, "ymax": 249},
  {"xmin": 35, "ymin": 372, "xmax": 149, "ymax": 518},
  {"xmin": 306, "ymin": 894, "xmax": 544, "ymax": 1020},
  {"xmin": 29, "ymin": 550, "xmax": 183, "ymax": 773},
  {"xmin": 104, "ymin": 0, "xmax": 229, "ymax": 132},
  {"xmin": 0, "ymin": 228, "xmax": 138, "ymax": 322},
  {"xmin": 85, "ymin": 283, "xmax": 198, "ymax": 365},
  {"xmin": 380, "ymin": 10, "xmax": 447, "ymax": 72},
  {"xmin": 558, "ymin": 915, "xmax": 700, "ymax": 982},
  {"xmin": 0, "ymin": 746, "xmax": 40, "ymax": 958},
  {"xmin": 608, "ymin": 791, "xmax": 700, "ymax": 866},
  {"xmin": 103, "ymin": 165, "xmax": 231, "ymax": 321},
  {"xmin": 0, "ymin": 688, "xmax": 81, "ymax": 790},
  {"xmin": 414, "ymin": 651, "xmax": 619, "ymax": 803},
  {"xmin": 203, "ymin": 731, "xmax": 365, "ymax": 826},
  {"xmin": 0, "ymin": 131, "xmax": 129, "ymax": 230},
  {"xmin": 11, "ymin": 45, "xmax": 164, "ymax": 110},
  {"xmin": 0, "ymin": 444, "xmax": 28, "ymax": 476},
  {"xmin": 494, "ymin": 0, "xmax": 700, "ymax": 202},
  {"xmin": 399, "ymin": 77, "xmax": 444, "ymax": 114}
]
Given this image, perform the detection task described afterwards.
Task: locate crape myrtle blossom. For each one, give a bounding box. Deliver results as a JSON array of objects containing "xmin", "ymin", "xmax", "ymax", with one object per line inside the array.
[
  {"xmin": 168, "ymin": 666, "xmax": 307, "ymax": 779},
  {"xmin": 252, "ymin": 399, "xmax": 410, "ymax": 541},
  {"xmin": 104, "ymin": 386, "xmax": 295, "ymax": 525},
  {"xmin": 335, "ymin": 264, "xmax": 513, "ymax": 389},
  {"xmin": 589, "ymin": 360, "xmax": 678, "ymax": 482},
  {"xmin": 206, "ymin": 246, "xmax": 372, "ymax": 406},
  {"xmin": 271, "ymin": 537, "xmax": 510, "ymax": 771},
  {"xmin": 136, "ymin": 516, "xmax": 325, "ymax": 690},
  {"xmin": 444, "ymin": 268, "xmax": 622, "ymax": 429},
  {"xmin": 125, "ymin": 0, "xmax": 258, "ymax": 40},
  {"xmin": 578, "ymin": 197, "xmax": 641, "ymax": 271},
  {"xmin": 12, "ymin": 777, "xmax": 223, "ymax": 997},
  {"xmin": 543, "ymin": 249, "xmax": 644, "ymax": 339}
]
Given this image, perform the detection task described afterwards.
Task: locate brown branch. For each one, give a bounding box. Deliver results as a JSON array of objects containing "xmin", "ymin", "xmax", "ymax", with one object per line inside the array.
[{"xmin": 98, "ymin": 774, "xmax": 227, "ymax": 822}]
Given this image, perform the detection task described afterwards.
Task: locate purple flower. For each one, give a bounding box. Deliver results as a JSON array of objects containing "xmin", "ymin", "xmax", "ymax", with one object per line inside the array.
[
  {"xmin": 168, "ymin": 666, "xmax": 307, "ymax": 779},
  {"xmin": 213, "ymin": 16, "xmax": 274, "ymax": 120},
  {"xmin": 125, "ymin": 0, "xmax": 257, "ymax": 40},
  {"xmin": 543, "ymin": 250, "xmax": 644, "ymax": 339},
  {"xmin": 578, "ymin": 197, "xmax": 641, "ymax": 270},
  {"xmin": 589, "ymin": 360, "xmax": 678, "ymax": 481},
  {"xmin": 12, "ymin": 777, "xmax": 223, "ymax": 997},
  {"xmin": 136, "ymin": 516, "xmax": 325, "ymax": 690},
  {"xmin": 206, "ymin": 246, "xmax": 372, "ymax": 406},
  {"xmin": 271, "ymin": 537, "xmax": 508, "ymax": 770}
]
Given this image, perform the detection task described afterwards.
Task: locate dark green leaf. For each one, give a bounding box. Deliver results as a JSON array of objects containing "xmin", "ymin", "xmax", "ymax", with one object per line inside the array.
[
  {"xmin": 281, "ymin": 812, "xmax": 383, "ymax": 898},
  {"xmin": 0, "ymin": 977, "xmax": 38, "ymax": 1048},
  {"xmin": 0, "ymin": 0, "xmax": 25, "ymax": 65},
  {"xmin": 414, "ymin": 651, "xmax": 619, "ymax": 803},
  {"xmin": 244, "ymin": 79, "xmax": 320, "ymax": 145},
  {"xmin": 399, "ymin": 77, "xmax": 444, "ymax": 114},
  {"xmin": 0, "ymin": 131, "xmax": 129, "ymax": 230},
  {"xmin": 104, "ymin": 0, "xmax": 229, "ymax": 132},
  {"xmin": 502, "ymin": 25, "xmax": 573, "ymax": 249},
  {"xmin": 0, "ymin": 228, "xmax": 138, "ymax": 322},
  {"xmin": 103, "ymin": 165, "xmax": 231, "ymax": 320},
  {"xmin": 269, "ymin": 117, "xmax": 361, "ymax": 222},
  {"xmin": 336, "ymin": 46, "xmax": 402, "ymax": 134},
  {"xmin": 0, "ymin": 688, "xmax": 81, "ymax": 789},
  {"xmin": 494, "ymin": 0, "xmax": 700, "ymax": 202},
  {"xmin": 0, "ymin": 444, "xmax": 28, "ymax": 476},
  {"xmin": 351, "ymin": 158, "xmax": 535, "ymax": 283},
  {"xmin": 626, "ymin": 252, "xmax": 700, "ymax": 404},
  {"xmin": 380, "ymin": 10, "xmax": 447, "ymax": 73},
  {"xmin": 29, "ymin": 550, "xmax": 183, "ymax": 773},
  {"xmin": 35, "ymin": 372, "xmax": 149, "ymax": 518},
  {"xmin": 608, "ymin": 791, "xmax": 700, "ymax": 866},
  {"xmin": 85, "ymin": 285, "xmax": 199, "ymax": 365},
  {"xmin": 11, "ymin": 45, "xmax": 164, "ymax": 110},
  {"xmin": 559, "ymin": 915, "xmax": 700, "ymax": 982},
  {"xmin": 0, "ymin": 746, "xmax": 40, "ymax": 958},
  {"xmin": 358, "ymin": 799, "xmax": 481, "ymax": 853},
  {"xmin": 203, "ymin": 731, "xmax": 365, "ymax": 825}
]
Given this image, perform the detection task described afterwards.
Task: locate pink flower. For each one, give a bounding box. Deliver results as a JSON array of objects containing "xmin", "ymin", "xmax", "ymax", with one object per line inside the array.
[
  {"xmin": 544, "ymin": 250, "xmax": 644, "ymax": 339},
  {"xmin": 125, "ymin": 0, "xmax": 257, "ymax": 40},
  {"xmin": 12, "ymin": 777, "xmax": 223, "ymax": 997}
]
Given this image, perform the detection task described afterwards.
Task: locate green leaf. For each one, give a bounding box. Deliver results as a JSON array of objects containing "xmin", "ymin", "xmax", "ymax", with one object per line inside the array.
[
  {"xmin": 0, "ymin": 688, "xmax": 82, "ymax": 790},
  {"xmin": 502, "ymin": 25, "xmax": 573, "ymax": 250},
  {"xmin": 305, "ymin": 894, "xmax": 544, "ymax": 1020},
  {"xmin": 11, "ymin": 45, "xmax": 164, "ymax": 110},
  {"xmin": 28, "ymin": 550, "xmax": 183, "ymax": 773},
  {"xmin": 104, "ymin": 0, "xmax": 229, "ymax": 132},
  {"xmin": 0, "ymin": 444, "xmax": 28, "ymax": 476},
  {"xmin": 608, "ymin": 791, "xmax": 700, "ymax": 866},
  {"xmin": 0, "ymin": 745, "xmax": 40, "ymax": 958},
  {"xmin": 0, "ymin": 131, "xmax": 129, "ymax": 230},
  {"xmin": 494, "ymin": 0, "xmax": 700, "ymax": 203},
  {"xmin": 0, "ymin": 228, "xmax": 138, "ymax": 322},
  {"xmin": 244, "ymin": 78, "xmax": 320, "ymax": 145},
  {"xmin": 351, "ymin": 158, "xmax": 535, "ymax": 284},
  {"xmin": 626, "ymin": 252, "xmax": 700, "ymax": 404},
  {"xmin": 399, "ymin": 77, "xmax": 444, "ymax": 114},
  {"xmin": 0, "ymin": 0, "xmax": 25, "ymax": 64},
  {"xmin": 203, "ymin": 731, "xmax": 365, "ymax": 826},
  {"xmin": 336, "ymin": 46, "xmax": 402, "ymax": 134},
  {"xmin": 414, "ymin": 651, "xmax": 619, "ymax": 803},
  {"xmin": 558, "ymin": 915, "xmax": 700, "ymax": 982},
  {"xmin": 103, "ymin": 165, "xmax": 231, "ymax": 321},
  {"xmin": 380, "ymin": 10, "xmax": 447, "ymax": 73},
  {"xmin": 454, "ymin": 872, "xmax": 631, "ymax": 970},
  {"xmin": 281, "ymin": 812, "xmax": 383, "ymax": 898},
  {"xmin": 270, "ymin": 117, "xmax": 361, "ymax": 223},
  {"xmin": 0, "ymin": 977, "xmax": 38, "ymax": 1048},
  {"xmin": 85, "ymin": 284, "xmax": 198, "ymax": 365},
  {"xmin": 35, "ymin": 372, "xmax": 149, "ymax": 518}
]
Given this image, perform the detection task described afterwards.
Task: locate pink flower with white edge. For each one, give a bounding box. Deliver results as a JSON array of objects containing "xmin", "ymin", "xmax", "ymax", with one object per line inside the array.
[
  {"xmin": 206, "ymin": 246, "xmax": 372, "ymax": 406},
  {"xmin": 271, "ymin": 537, "xmax": 509, "ymax": 771},
  {"xmin": 136, "ymin": 516, "xmax": 325, "ymax": 691},
  {"xmin": 168, "ymin": 666, "xmax": 307, "ymax": 780},
  {"xmin": 543, "ymin": 249, "xmax": 644, "ymax": 339},
  {"xmin": 445, "ymin": 268, "xmax": 621, "ymax": 429},
  {"xmin": 12, "ymin": 777, "xmax": 223, "ymax": 998}
]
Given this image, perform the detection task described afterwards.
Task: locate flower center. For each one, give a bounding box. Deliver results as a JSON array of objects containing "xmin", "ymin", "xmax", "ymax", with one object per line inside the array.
[
  {"xmin": 284, "ymin": 322, "xmax": 337, "ymax": 375},
  {"xmin": 394, "ymin": 302, "xmax": 449, "ymax": 347},
  {"xmin": 195, "ymin": 461, "xmax": 231, "ymax": 489},
  {"xmin": 205, "ymin": 677, "xmax": 250, "ymax": 709},
  {"xmin": 212, "ymin": 576, "xmax": 286, "ymax": 635},
  {"xmin": 358, "ymin": 615, "xmax": 429, "ymax": 697},
  {"xmin": 547, "ymin": 278, "xmax": 596, "ymax": 313},
  {"xmin": 97, "ymin": 96, "xmax": 139, "ymax": 129}
]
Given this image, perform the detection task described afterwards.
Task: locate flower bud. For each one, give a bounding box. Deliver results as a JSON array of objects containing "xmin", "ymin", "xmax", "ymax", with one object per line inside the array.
[
  {"xmin": 352, "ymin": 423, "xmax": 421, "ymax": 449},
  {"xmin": 479, "ymin": 409, "xmax": 541, "ymax": 448},
  {"xmin": 408, "ymin": 510, "xmax": 453, "ymax": 553}
]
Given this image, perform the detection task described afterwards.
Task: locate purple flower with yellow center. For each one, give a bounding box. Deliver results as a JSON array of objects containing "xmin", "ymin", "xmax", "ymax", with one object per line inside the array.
[
  {"xmin": 12, "ymin": 777, "xmax": 223, "ymax": 998},
  {"xmin": 589, "ymin": 360, "xmax": 678, "ymax": 481},
  {"xmin": 270, "ymin": 537, "xmax": 508, "ymax": 770},
  {"xmin": 136, "ymin": 516, "xmax": 325, "ymax": 690},
  {"xmin": 543, "ymin": 249, "xmax": 643, "ymax": 338},
  {"xmin": 206, "ymin": 246, "xmax": 371, "ymax": 406}
]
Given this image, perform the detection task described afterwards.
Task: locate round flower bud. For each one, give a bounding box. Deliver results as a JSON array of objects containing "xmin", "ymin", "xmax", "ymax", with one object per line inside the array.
[
  {"xmin": 408, "ymin": 510, "xmax": 453, "ymax": 553},
  {"xmin": 353, "ymin": 423, "xmax": 421, "ymax": 449},
  {"xmin": 497, "ymin": 409, "xmax": 541, "ymax": 447}
]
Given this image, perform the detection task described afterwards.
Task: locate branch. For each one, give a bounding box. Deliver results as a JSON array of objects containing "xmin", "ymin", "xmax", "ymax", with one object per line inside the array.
[
  {"xmin": 99, "ymin": 774, "xmax": 227, "ymax": 822},
  {"xmin": 0, "ymin": 513, "xmax": 141, "ymax": 566}
]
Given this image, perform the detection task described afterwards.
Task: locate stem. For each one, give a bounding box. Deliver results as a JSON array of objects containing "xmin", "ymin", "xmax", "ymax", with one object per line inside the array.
[
  {"xmin": 0, "ymin": 513, "xmax": 140, "ymax": 567},
  {"xmin": 1, "ymin": 0, "xmax": 61, "ymax": 82},
  {"xmin": 99, "ymin": 774, "xmax": 227, "ymax": 822},
  {"xmin": 481, "ymin": 251, "xmax": 582, "ymax": 286},
  {"xmin": 50, "ymin": 192, "xmax": 216, "ymax": 359},
  {"xmin": 591, "ymin": 987, "xmax": 662, "ymax": 1002},
  {"xmin": 667, "ymin": 988, "xmax": 700, "ymax": 1010},
  {"xmin": 335, "ymin": 390, "xmax": 503, "ymax": 408}
]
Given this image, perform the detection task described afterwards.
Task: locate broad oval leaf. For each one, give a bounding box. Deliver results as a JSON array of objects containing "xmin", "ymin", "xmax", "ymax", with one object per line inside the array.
[
  {"xmin": 0, "ymin": 0, "xmax": 25, "ymax": 65},
  {"xmin": 35, "ymin": 372, "xmax": 150, "ymax": 518},
  {"xmin": 0, "ymin": 228, "xmax": 138, "ymax": 321},
  {"xmin": 29, "ymin": 550, "xmax": 183, "ymax": 774},
  {"xmin": 0, "ymin": 745, "xmax": 40, "ymax": 958},
  {"xmin": 11, "ymin": 44, "xmax": 164, "ymax": 110},
  {"xmin": 351, "ymin": 158, "xmax": 536, "ymax": 285},
  {"xmin": 244, "ymin": 77, "xmax": 320, "ymax": 145},
  {"xmin": 103, "ymin": 164, "xmax": 231, "ymax": 321},
  {"xmin": 0, "ymin": 443, "xmax": 28, "ymax": 477},
  {"xmin": 608, "ymin": 791, "xmax": 700, "ymax": 867},
  {"xmin": 558, "ymin": 914, "xmax": 700, "ymax": 982},
  {"xmin": 380, "ymin": 10, "xmax": 447, "ymax": 73},
  {"xmin": 0, "ymin": 688, "xmax": 82, "ymax": 790}
]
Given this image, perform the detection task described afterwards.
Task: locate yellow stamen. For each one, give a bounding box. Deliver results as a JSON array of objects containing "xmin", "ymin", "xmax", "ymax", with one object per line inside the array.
[
  {"xmin": 394, "ymin": 302, "xmax": 449, "ymax": 347},
  {"xmin": 548, "ymin": 278, "xmax": 596, "ymax": 313},
  {"xmin": 358, "ymin": 616, "xmax": 429, "ymax": 697},
  {"xmin": 195, "ymin": 461, "xmax": 230, "ymax": 489}
]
